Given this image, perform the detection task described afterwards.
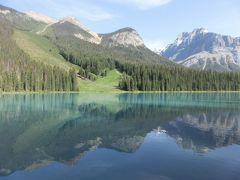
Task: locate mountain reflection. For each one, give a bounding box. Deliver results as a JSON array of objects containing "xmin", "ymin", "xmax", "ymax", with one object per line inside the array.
[
  {"xmin": 0, "ymin": 93, "xmax": 240, "ymax": 176},
  {"xmin": 164, "ymin": 111, "xmax": 240, "ymax": 153}
]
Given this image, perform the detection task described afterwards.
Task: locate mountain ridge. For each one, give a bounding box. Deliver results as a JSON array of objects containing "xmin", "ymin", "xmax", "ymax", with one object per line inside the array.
[
  {"xmin": 161, "ymin": 28, "xmax": 240, "ymax": 71},
  {"xmin": 42, "ymin": 15, "xmax": 171, "ymax": 65}
]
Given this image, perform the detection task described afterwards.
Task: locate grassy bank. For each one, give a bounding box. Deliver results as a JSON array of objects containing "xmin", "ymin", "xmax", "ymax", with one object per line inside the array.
[{"xmin": 78, "ymin": 69, "xmax": 123, "ymax": 92}]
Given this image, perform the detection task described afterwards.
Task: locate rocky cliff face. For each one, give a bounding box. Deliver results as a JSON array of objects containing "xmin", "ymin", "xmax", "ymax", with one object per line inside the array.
[
  {"xmin": 100, "ymin": 27, "xmax": 145, "ymax": 48},
  {"xmin": 46, "ymin": 19, "xmax": 146, "ymax": 47},
  {"xmin": 161, "ymin": 28, "xmax": 240, "ymax": 71}
]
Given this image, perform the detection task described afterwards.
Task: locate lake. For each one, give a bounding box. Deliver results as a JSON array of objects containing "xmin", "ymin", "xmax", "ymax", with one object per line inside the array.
[{"xmin": 0, "ymin": 93, "xmax": 240, "ymax": 180}]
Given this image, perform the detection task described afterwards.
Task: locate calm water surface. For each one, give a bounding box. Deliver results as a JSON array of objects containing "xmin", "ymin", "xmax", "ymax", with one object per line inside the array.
[{"xmin": 0, "ymin": 93, "xmax": 240, "ymax": 180}]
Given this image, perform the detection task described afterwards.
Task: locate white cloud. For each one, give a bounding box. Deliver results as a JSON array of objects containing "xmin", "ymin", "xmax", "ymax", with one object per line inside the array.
[{"xmin": 110, "ymin": 0, "xmax": 172, "ymax": 10}]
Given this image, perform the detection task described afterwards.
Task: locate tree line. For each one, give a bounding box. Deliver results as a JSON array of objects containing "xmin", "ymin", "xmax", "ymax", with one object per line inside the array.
[
  {"xmin": 53, "ymin": 37, "xmax": 240, "ymax": 92},
  {"xmin": 118, "ymin": 63, "xmax": 240, "ymax": 91}
]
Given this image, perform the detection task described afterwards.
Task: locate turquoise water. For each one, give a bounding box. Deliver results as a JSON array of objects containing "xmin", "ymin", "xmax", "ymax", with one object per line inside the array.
[{"xmin": 0, "ymin": 93, "xmax": 240, "ymax": 180}]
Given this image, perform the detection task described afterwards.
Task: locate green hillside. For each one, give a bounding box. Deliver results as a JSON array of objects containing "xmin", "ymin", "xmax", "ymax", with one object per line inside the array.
[
  {"xmin": 13, "ymin": 30, "xmax": 123, "ymax": 92},
  {"xmin": 13, "ymin": 30, "xmax": 76, "ymax": 71},
  {"xmin": 0, "ymin": 15, "xmax": 78, "ymax": 92},
  {"xmin": 79, "ymin": 69, "xmax": 123, "ymax": 92}
]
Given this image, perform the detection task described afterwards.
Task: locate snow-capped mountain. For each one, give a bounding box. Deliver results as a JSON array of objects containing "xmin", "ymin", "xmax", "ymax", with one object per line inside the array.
[{"xmin": 161, "ymin": 28, "xmax": 240, "ymax": 71}]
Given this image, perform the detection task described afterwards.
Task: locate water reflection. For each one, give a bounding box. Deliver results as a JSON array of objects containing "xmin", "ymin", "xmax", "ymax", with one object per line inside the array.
[
  {"xmin": 164, "ymin": 111, "xmax": 240, "ymax": 153},
  {"xmin": 0, "ymin": 93, "xmax": 240, "ymax": 177}
]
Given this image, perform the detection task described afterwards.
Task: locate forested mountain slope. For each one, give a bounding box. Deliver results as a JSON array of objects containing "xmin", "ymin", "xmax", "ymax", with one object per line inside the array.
[
  {"xmin": 13, "ymin": 30, "xmax": 77, "ymax": 71},
  {"xmin": 0, "ymin": 15, "xmax": 77, "ymax": 92}
]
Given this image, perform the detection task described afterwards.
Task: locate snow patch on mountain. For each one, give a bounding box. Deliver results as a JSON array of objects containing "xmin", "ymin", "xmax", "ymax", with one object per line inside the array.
[{"xmin": 0, "ymin": 9, "xmax": 10, "ymax": 15}]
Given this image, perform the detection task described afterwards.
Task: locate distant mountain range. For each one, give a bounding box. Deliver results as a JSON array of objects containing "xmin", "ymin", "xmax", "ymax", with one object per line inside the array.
[
  {"xmin": 2, "ymin": 3, "xmax": 239, "ymax": 73},
  {"xmin": 160, "ymin": 28, "xmax": 240, "ymax": 72}
]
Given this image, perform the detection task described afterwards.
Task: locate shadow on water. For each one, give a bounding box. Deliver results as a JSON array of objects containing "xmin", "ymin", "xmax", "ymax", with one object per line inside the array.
[{"xmin": 0, "ymin": 93, "xmax": 240, "ymax": 176}]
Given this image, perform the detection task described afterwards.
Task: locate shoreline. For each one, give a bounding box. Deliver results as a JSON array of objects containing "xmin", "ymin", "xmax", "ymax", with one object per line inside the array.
[{"xmin": 1, "ymin": 91, "xmax": 240, "ymax": 95}]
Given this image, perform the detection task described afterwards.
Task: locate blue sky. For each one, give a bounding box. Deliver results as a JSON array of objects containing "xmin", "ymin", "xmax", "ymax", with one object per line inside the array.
[{"xmin": 2, "ymin": 0, "xmax": 240, "ymax": 49}]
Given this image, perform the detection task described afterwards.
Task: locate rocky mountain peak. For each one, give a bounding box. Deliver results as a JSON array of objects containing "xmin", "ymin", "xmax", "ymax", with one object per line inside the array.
[
  {"xmin": 192, "ymin": 28, "xmax": 208, "ymax": 34},
  {"xmin": 118, "ymin": 27, "xmax": 136, "ymax": 33},
  {"xmin": 175, "ymin": 32, "xmax": 189, "ymax": 45},
  {"xmin": 174, "ymin": 28, "xmax": 208, "ymax": 46},
  {"xmin": 101, "ymin": 27, "xmax": 145, "ymax": 48},
  {"xmin": 60, "ymin": 16, "xmax": 82, "ymax": 27}
]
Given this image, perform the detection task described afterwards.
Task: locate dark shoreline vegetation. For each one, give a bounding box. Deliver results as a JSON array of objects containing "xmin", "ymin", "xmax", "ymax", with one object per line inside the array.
[
  {"xmin": 1, "ymin": 14, "xmax": 240, "ymax": 92},
  {"xmin": 118, "ymin": 63, "xmax": 240, "ymax": 91}
]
